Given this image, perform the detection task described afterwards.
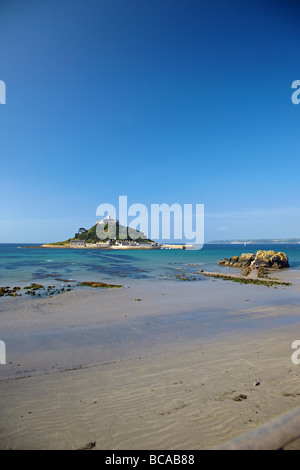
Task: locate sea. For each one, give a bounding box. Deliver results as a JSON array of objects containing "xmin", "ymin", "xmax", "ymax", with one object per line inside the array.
[{"xmin": 0, "ymin": 243, "xmax": 300, "ymax": 286}]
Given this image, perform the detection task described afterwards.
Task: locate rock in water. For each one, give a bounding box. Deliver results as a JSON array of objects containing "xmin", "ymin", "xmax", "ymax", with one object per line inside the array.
[
  {"xmin": 218, "ymin": 253, "xmax": 254, "ymax": 268},
  {"xmin": 218, "ymin": 250, "xmax": 289, "ymax": 270},
  {"xmin": 254, "ymin": 250, "xmax": 289, "ymax": 269}
]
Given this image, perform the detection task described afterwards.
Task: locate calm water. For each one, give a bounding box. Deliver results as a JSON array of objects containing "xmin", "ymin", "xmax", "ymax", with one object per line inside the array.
[{"xmin": 1, "ymin": 243, "xmax": 300, "ymax": 285}]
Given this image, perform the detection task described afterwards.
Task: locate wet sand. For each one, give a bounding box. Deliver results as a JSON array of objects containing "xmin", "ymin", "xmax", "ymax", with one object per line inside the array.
[{"xmin": 1, "ymin": 272, "xmax": 300, "ymax": 449}]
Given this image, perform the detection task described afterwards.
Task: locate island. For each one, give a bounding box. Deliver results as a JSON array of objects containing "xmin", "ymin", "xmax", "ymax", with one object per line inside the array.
[{"xmin": 42, "ymin": 217, "xmax": 191, "ymax": 250}]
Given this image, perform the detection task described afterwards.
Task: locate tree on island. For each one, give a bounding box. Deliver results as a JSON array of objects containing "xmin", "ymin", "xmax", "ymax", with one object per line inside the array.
[{"xmin": 75, "ymin": 227, "xmax": 87, "ymax": 238}]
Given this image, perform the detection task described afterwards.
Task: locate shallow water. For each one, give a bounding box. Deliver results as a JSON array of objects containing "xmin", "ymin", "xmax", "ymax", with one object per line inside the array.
[
  {"xmin": 1, "ymin": 273, "xmax": 300, "ymax": 380},
  {"xmin": 1, "ymin": 243, "xmax": 300, "ymax": 285}
]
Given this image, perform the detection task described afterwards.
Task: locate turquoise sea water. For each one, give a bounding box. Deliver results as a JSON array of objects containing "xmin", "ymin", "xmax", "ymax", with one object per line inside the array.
[{"xmin": 1, "ymin": 243, "xmax": 300, "ymax": 285}]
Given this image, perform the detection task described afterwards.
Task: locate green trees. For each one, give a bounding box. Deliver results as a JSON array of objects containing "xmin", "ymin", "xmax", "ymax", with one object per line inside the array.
[{"xmin": 50, "ymin": 222, "xmax": 153, "ymax": 245}]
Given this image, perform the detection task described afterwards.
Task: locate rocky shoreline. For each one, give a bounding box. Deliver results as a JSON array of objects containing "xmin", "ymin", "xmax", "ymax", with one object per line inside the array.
[
  {"xmin": 199, "ymin": 271, "xmax": 292, "ymax": 287},
  {"xmin": 0, "ymin": 281, "xmax": 123, "ymax": 298}
]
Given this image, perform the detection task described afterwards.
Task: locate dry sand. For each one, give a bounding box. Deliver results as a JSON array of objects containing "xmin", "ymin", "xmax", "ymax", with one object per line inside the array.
[{"xmin": 1, "ymin": 272, "xmax": 300, "ymax": 450}]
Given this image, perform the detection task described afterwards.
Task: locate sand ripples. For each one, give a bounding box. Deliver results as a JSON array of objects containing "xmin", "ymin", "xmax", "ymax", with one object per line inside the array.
[{"xmin": 1, "ymin": 327, "xmax": 300, "ymax": 450}]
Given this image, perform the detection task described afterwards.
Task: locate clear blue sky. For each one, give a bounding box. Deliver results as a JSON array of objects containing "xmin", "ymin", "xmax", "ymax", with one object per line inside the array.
[{"xmin": 0, "ymin": 0, "xmax": 299, "ymax": 243}]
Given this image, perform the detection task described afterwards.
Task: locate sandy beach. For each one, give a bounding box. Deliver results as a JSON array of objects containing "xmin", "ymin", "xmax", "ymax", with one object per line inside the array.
[{"xmin": 1, "ymin": 271, "xmax": 300, "ymax": 450}]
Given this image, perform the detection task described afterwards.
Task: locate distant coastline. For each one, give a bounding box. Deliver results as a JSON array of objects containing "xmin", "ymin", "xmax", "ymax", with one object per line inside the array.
[{"xmin": 208, "ymin": 238, "xmax": 300, "ymax": 245}]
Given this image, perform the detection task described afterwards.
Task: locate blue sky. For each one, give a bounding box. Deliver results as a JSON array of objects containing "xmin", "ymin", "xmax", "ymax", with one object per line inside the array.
[{"xmin": 0, "ymin": 0, "xmax": 299, "ymax": 243}]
